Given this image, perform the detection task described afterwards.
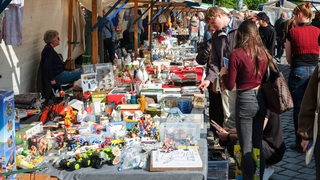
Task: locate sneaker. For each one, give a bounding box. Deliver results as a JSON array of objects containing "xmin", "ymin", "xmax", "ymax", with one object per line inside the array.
[{"xmin": 263, "ymin": 167, "xmax": 274, "ymax": 180}]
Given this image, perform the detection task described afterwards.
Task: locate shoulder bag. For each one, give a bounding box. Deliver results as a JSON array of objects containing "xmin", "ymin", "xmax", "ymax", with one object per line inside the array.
[
  {"xmin": 64, "ymin": 58, "xmax": 75, "ymax": 71},
  {"xmin": 58, "ymin": 53, "xmax": 75, "ymax": 71},
  {"xmin": 261, "ymin": 61, "xmax": 293, "ymax": 114}
]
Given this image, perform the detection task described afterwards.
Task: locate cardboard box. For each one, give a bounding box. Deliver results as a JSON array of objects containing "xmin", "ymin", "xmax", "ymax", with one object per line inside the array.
[
  {"xmin": 0, "ymin": 90, "xmax": 16, "ymax": 179},
  {"xmin": 107, "ymin": 87, "xmax": 128, "ymax": 105},
  {"xmin": 28, "ymin": 134, "xmax": 53, "ymax": 155},
  {"xmin": 95, "ymin": 63, "xmax": 114, "ymax": 91},
  {"xmin": 81, "ymin": 73, "xmax": 98, "ymax": 93},
  {"xmin": 15, "ymin": 122, "xmax": 42, "ymax": 145}
]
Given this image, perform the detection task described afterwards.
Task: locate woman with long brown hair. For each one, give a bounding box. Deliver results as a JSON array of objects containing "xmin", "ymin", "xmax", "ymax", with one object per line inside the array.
[
  {"xmin": 220, "ymin": 20, "xmax": 271, "ymax": 180},
  {"xmin": 286, "ymin": 2, "xmax": 320, "ymax": 152}
]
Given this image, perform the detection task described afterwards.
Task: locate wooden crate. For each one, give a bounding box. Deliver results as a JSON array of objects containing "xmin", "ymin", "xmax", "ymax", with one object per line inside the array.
[{"xmin": 16, "ymin": 173, "xmax": 59, "ymax": 180}]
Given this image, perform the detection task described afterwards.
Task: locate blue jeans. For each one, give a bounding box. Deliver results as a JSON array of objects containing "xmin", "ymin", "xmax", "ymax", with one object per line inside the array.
[
  {"xmin": 236, "ymin": 89, "xmax": 266, "ymax": 180},
  {"xmin": 55, "ymin": 68, "xmax": 82, "ymax": 85},
  {"xmin": 129, "ymin": 32, "xmax": 141, "ymax": 50},
  {"xmin": 288, "ymin": 65, "xmax": 316, "ymax": 146},
  {"xmin": 190, "ymin": 40, "xmax": 198, "ymax": 52},
  {"xmin": 103, "ymin": 38, "xmax": 115, "ymax": 63}
]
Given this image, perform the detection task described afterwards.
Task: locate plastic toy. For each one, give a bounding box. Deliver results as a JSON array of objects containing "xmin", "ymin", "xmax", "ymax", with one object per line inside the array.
[
  {"xmin": 59, "ymin": 158, "xmax": 81, "ymax": 171},
  {"xmin": 100, "ymin": 137, "xmax": 112, "ymax": 148},
  {"xmin": 75, "ymin": 153, "xmax": 91, "ymax": 167},
  {"xmin": 91, "ymin": 151, "xmax": 108, "ymax": 169}
]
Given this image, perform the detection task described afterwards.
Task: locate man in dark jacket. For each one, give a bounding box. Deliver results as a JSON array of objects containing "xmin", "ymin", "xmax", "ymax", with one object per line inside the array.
[
  {"xmin": 199, "ymin": 7, "xmax": 242, "ymax": 132},
  {"xmin": 102, "ymin": 20, "xmax": 116, "ymax": 63},
  {"xmin": 257, "ymin": 12, "xmax": 276, "ymax": 57},
  {"xmin": 274, "ymin": 12, "xmax": 288, "ymax": 60}
]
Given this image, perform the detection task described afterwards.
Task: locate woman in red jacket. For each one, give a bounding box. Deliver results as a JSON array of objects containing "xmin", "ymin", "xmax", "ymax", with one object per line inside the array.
[{"xmin": 220, "ymin": 20, "xmax": 270, "ymax": 180}]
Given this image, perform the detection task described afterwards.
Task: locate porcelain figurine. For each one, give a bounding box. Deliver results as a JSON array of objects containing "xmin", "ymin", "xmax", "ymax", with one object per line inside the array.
[{"xmin": 136, "ymin": 58, "xmax": 148, "ymax": 84}]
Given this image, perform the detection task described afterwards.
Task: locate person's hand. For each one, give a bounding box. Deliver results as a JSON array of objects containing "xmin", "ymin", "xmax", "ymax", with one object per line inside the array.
[
  {"xmin": 198, "ymin": 80, "xmax": 210, "ymax": 91},
  {"xmin": 225, "ymin": 128, "xmax": 237, "ymax": 134},
  {"xmin": 50, "ymin": 80, "xmax": 56, "ymax": 85},
  {"xmin": 301, "ymin": 139, "xmax": 309, "ymax": 152},
  {"xmin": 220, "ymin": 67, "xmax": 228, "ymax": 76},
  {"xmin": 216, "ymin": 131, "xmax": 229, "ymax": 141}
]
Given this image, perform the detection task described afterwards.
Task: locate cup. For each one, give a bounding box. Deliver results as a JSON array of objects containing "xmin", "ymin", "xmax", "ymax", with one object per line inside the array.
[
  {"xmin": 131, "ymin": 94, "xmax": 137, "ymax": 104},
  {"xmin": 125, "ymin": 93, "xmax": 131, "ymax": 104},
  {"xmin": 177, "ymin": 98, "xmax": 192, "ymax": 114},
  {"xmin": 161, "ymin": 70, "xmax": 169, "ymax": 84}
]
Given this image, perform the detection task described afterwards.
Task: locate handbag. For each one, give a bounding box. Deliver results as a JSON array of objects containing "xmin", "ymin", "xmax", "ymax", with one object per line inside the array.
[
  {"xmin": 261, "ymin": 61, "xmax": 293, "ymax": 114},
  {"xmin": 305, "ymin": 67, "xmax": 320, "ymax": 165},
  {"xmin": 64, "ymin": 58, "xmax": 75, "ymax": 70}
]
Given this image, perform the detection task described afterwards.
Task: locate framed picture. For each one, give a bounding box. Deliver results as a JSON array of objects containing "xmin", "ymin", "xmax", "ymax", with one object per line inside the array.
[{"xmin": 150, "ymin": 149, "xmax": 203, "ymax": 171}]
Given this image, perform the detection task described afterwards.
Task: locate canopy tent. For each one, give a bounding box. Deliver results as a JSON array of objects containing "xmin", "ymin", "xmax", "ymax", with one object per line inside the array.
[
  {"xmin": 78, "ymin": 0, "xmax": 202, "ymax": 63},
  {"xmin": 79, "ymin": 0, "xmax": 201, "ymax": 16}
]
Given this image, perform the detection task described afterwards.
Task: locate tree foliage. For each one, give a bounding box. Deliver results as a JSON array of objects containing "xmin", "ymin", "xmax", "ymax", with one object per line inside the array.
[{"xmin": 202, "ymin": 0, "xmax": 268, "ymax": 10}]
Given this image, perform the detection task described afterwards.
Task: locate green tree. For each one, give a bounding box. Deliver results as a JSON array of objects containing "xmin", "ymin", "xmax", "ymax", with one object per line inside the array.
[
  {"xmin": 244, "ymin": 0, "xmax": 267, "ymax": 10},
  {"xmin": 202, "ymin": 0, "xmax": 268, "ymax": 10}
]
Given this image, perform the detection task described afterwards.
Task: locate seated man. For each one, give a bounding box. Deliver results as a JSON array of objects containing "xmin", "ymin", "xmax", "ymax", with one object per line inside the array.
[
  {"xmin": 39, "ymin": 30, "xmax": 82, "ymax": 101},
  {"xmin": 216, "ymin": 111, "xmax": 286, "ymax": 179}
]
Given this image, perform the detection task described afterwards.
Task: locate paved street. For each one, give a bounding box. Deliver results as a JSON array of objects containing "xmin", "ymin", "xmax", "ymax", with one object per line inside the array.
[{"xmin": 270, "ymin": 61, "xmax": 316, "ymax": 180}]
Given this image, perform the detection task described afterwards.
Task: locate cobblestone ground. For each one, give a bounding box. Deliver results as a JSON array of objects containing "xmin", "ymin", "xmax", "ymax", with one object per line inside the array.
[{"xmin": 270, "ymin": 61, "xmax": 316, "ymax": 180}]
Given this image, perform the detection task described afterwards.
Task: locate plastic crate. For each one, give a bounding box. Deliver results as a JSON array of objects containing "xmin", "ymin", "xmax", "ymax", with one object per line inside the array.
[{"xmin": 207, "ymin": 160, "xmax": 229, "ymax": 180}]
